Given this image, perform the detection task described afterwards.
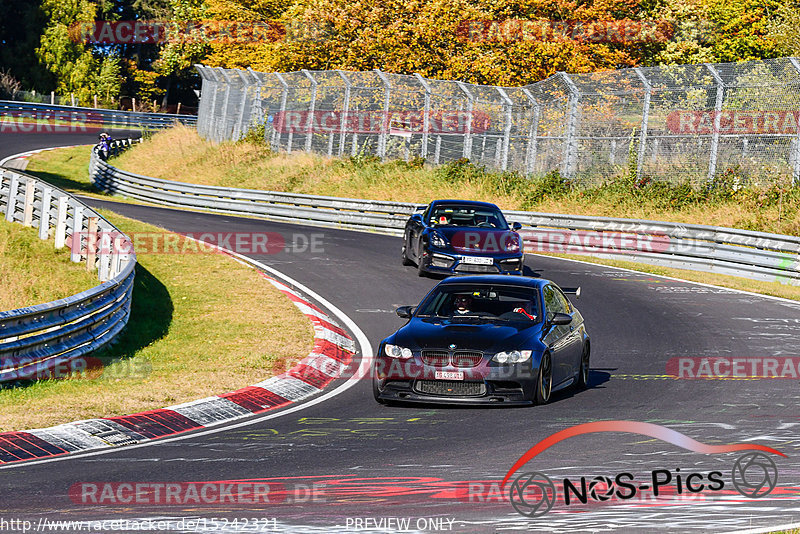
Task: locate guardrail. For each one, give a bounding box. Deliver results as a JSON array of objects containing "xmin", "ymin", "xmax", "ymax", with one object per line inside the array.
[
  {"xmin": 0, "ymin": 166, "xmax": 136, "ymax": 384},
  {"xmin": 0, "ymin": 100, "xmax": 197, "ymax": 130},
  {"xmin": 90, "ymin": 140, "xmax": 800, "ymax": 286}
]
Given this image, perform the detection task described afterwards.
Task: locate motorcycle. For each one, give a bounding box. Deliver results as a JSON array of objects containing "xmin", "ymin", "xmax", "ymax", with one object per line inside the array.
[{"xmin": 96, "ymin": 134, "xmax": 112, "ymax": 161}]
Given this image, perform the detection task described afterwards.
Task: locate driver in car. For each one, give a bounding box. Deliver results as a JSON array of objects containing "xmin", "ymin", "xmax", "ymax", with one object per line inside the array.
[{"xmin": 453, "ymin": 294, "xmax": 473, "ymax": 315}]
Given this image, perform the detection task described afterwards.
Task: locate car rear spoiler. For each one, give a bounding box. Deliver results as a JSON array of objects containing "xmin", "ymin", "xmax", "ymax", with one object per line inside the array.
[{"xmin": 561, "ymin": 287, "xmax": 581, "ymax": 299}]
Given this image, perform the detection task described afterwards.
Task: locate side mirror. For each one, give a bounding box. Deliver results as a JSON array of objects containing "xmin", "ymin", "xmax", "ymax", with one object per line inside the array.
[
  {"xmin": 396, "ymin": 306, "xmax": 414, "ymax": 319},
  {"xmin": 411, "ymin": 214, "xmax": 423, "ymax": 223},
  {"xmin": 550, "ymin": 312, "xmax": 572, "ymax": 325},
  {"xmin": 511, "ymin": 222, "xmax": 522, "ymax": 231}
]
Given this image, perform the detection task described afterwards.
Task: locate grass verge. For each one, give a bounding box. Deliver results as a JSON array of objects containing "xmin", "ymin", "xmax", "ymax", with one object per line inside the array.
[
  {"xmin": 0, "ymin": 219, "xmax": 98, "ymax": 310},
  {"xmin": 0, "ymin": 208, "xmax": 313, "ymax": 432}
]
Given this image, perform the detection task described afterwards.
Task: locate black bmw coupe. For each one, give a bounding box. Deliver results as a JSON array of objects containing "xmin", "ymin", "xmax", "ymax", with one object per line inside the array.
[{"xmin": 373, "ymin": 275, "xmax": 590, "ymax": 406}]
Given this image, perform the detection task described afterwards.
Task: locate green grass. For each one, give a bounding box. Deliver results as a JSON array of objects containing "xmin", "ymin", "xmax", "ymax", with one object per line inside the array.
[
  {"xmin": 0, "ymin": 218, "xmax": 98, "ymax": 310},
  {"xmin": 22, "ymin": 145, "xmax": 95, "ymax": 194}
]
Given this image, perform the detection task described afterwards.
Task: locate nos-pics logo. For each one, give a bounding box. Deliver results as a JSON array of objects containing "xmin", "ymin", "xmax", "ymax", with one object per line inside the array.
[{"xmin": 503, "ymin": 421, "xmax": 783, "ymax": 518}]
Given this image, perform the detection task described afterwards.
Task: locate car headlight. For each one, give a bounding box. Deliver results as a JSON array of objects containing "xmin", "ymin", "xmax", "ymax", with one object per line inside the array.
[
  {"xmin": 384, "ymin": 344, "xmax": 413, "ymax": 359},
  {"xmin": 492, "ymin": 350, "xmax": 532, "ymax": 363},
  {"xmin": 429, "ymin": 231, "xmax": 448, "ymax": 248},
  {"xmin": 504, "ymin": 234, "xmax": 520, "ymax": 253}
]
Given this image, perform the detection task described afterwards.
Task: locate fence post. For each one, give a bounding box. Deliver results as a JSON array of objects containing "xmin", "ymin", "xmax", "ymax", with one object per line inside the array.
[
  {"xmin": 634, "ymin": 67, "xmax": 652, "ymax": 180},
  {"xmin": 559, "ymin": 72, "xmax": 580, "ymax": 179},
  {"xmin": 86, "ymin": 216, "xmax": 98, "ymax": 271},
  {"xmin": 39, "ymin": 187, "xmax": 53, "ymax": 239},
  {"xmin": 201, "ymin": 66, "xmax": 216, "ymax": 139},
  {"xmin": 521, "ymin": 88, "xmax": 540, "ymax": 176},
  {"xmin": 247, "ymin": 68, "xmax": 264, "ymax": 136},
  {"xmin": 193, "ymin": 65, "xmax": 206, "ymax": 136},
  {"xmin": 5, "ymin": 173, "xmax": 18, "ymax": 222},
  {"xmin": 413, "ymin": 73, "xmax": 432, "ymax": 160},
  {"xmin": 235, "ymin": 69, "xmax": 251, "ymax": 140},
  {"xmin": 705, "ymin": 64, "xmax": 725, "ymax": 182},
  {"xmin": 374, "ymin": 69, "xmax": 391, "ymax": 160},
  {"xmin": 302, "ymin": 69, "xmax": 318, "ymax": 152},
  {"xmin": 99, "ymin": 241, "xmax": 111, "ymax": 281},
  {"xmin": 337, "ymin": 70, "xmax": 352, "ymax": 157},
  {"xmin": 219, "ymin": 69, "xmax": 234, "ymax": 142},
  {"xmin": 110, "ymin": 234, "xmax": 125, "ymax": 278},
  {"xmin": 456, "ymin": 82, "xmax": 474, "ymax": 160},
  {"xmin": 207, "ymin": 68, "xmax": 222, "ymax": 142},
  {"xmin": 54, "ymin": 196, "xmax": 68, "ymax": 248},
  {"xmin": 790, "ymin": 58, "xmax": 800, "ymax": 186},
  {"xmin": 495, "ymin": 87, "xmax": 513, "ymax": 171},
  {"xmin": 273, "ymin": 73, "xmax": 289, "ymax": 151},
  {"xmin": 22, "ymin": 179, "xmax": 35, "ymax": 226},
  {"xmin": 70, "ymin": 205, "xmax": 84, "ymax": 262}
]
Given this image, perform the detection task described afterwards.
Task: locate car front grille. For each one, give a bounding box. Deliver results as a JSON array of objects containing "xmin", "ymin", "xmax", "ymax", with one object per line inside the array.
[
  {"xmin": 421, "ymin": 350, "xmax": 484, "ymax": 368},
  {"xmin": 451, "ymin": 351, "xmax": 483, "ymax": 368},
  {"xmin": 421, "ymin": 350, "xmax": 450, "ymax": 367},
  {"xmin": 415, "ymin": 380, "xmax": 486, "ymax": 397},
  {"xmin": 454, "ymin": 264, "xmax": 499, "ymax": 273}
]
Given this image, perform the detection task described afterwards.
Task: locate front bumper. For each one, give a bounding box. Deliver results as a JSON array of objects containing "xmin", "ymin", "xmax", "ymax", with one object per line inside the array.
[
  {"xmin": 373, "ymin": 357, "xmax": 538, "ymax": 405},
  {"xmin": 374, "ymin": 377, "xmax": 535, "ymax": 405},
  {"xmin": 420, "ymin": 248, "xmax": 524, "ymax": 276}
]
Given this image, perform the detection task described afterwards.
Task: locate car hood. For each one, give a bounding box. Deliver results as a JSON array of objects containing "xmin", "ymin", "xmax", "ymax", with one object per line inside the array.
[
  {"xmin": 432, "ymin": 228, "xmax": 519, "ymax": 254},
  {"xmin": 393, "ymin": 317, "xmax": 539, "ymax": 352}
]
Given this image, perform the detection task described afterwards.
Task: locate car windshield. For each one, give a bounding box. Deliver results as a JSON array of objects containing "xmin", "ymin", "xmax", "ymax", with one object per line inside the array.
[
  {"xmin": 428, "ymin": 204, "xmax": 508, "ymax": 229},
  {"xmin": 415, "ymin": 284, "xmax": 540, "ymax": 323}
]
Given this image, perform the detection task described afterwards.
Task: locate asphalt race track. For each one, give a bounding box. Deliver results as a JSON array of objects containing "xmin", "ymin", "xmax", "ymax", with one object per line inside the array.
[{"xmin": 2, "ymin": 132, "xmax": 799, "ymax": 533}]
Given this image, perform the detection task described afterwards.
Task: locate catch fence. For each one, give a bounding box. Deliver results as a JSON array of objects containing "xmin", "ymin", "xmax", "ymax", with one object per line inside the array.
[{"xmin": 195, "ymin": 58, "xmax": 800, "ymax": 186}]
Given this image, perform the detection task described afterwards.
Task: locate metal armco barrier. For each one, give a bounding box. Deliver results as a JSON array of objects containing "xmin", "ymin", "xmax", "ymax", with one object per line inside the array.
[
  {"xmin": 0, "ymin": 100, "xmax": 197, "ymax": 130},
  {"xmin": 90, "ymin": 140, "xmax": 800, "ymax": 286},
  {"xmin": 0, "ymin": 167, "xmax": 137, "ymax": 383}
]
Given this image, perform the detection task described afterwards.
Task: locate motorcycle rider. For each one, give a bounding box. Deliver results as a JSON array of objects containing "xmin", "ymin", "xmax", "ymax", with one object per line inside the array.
[{"xmin": 97, "ymin": 132, "xmax": 112, "ymax": 161}]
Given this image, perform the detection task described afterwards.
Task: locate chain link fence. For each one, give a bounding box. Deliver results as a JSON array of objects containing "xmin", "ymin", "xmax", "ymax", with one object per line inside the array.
[{"xmin": 195, "ymin": 58, "xmax": 800, "ymax": 186}]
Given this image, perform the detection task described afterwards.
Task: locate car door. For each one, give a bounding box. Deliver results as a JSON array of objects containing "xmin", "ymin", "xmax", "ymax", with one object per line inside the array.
[
  {"xmin": 541, "ymin": 285, "xmax": 575, "ymax": 386},
  {"xmin": 553, "ymin": 286, "xmax": 583, "ymax": 381}
]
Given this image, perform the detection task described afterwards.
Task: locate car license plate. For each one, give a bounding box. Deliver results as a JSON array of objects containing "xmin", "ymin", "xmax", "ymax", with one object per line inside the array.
[
  {"xmin": 461, "ymin": 256, "xmax": 493, "ymax": 265},
  {"xmin": 435, "ymin": 371, "xmax": 464, "ymax": 380}
]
